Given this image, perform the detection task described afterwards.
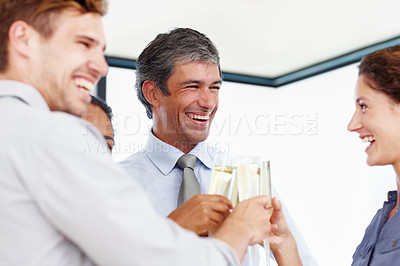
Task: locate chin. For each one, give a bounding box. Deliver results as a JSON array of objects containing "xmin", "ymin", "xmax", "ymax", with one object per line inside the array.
[
  {"xmin": 366, "ymin": 154, "xmax": 376, "ymax": 166},
  {"xmin": 193, "ymin": 134, "xmax": 209, "ymax": 144},
  {"xmin": 366, "ymin": 157, "xmax": 390, "ymax": 167},
  {"xmin": 187, "ymin": 129, "xmax": 209, "ymax": 142},
  {"xmin": 66, "ymin": 104, "xmax": 87, "ymax": 118}
]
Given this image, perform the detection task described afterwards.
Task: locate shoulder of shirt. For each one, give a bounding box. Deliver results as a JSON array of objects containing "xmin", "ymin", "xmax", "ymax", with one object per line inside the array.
[
  {"xmin": 45, "ymin": 110, "xmax": 102, "ymax": 140},
  {"xmin": 4, "ymin": 106, "xmax": 104, "ymax": 150},
  {"xmin": 118, "ymin": 149, "xmax": 148, "ymax": 168}
]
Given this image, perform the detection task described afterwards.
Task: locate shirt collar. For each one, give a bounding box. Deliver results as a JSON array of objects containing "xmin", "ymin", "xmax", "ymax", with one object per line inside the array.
[
  {"xmin": 190, "ymin": 141, "xmax": 215, "ymax": 169},
  {"xmin": 145, "ymin": 130, "xmax": 215, "ymax": 175},
  {"xmin": 0, "ymin": 80, "xmax": 49, "ymax": 111},
  {"xmin": 387, "ymin": 190, "xmax": 398, "ymax": 202}
]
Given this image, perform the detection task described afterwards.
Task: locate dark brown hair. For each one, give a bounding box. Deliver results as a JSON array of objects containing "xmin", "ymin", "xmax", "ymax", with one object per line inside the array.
[
  {"xmin": 0, "ymin": 0, "xmax": 108, "ymax": 72},
  {"xmin": 359, "ymin": 45, "xmax": 400, "ymax": 103}
]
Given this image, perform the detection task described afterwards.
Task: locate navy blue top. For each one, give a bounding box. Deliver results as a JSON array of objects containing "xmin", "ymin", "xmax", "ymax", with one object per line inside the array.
[{"xmin": 352, "ymin": 191, "xmax": 400, "ymax": 266}]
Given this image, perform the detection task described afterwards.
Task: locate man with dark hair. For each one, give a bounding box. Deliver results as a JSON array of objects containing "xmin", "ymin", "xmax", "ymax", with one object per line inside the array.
[
  {"xmin": 122, "ymin": 27, "xmax": 233, "ymax": 235},
  {"xmin": 91, "ymin": 95, "xmax": 113, "ymax": 122},
  {"xmin": 0, "ymin": 2, "xmax": 284, "ymax": 266},
  {"xmin": 84, "ymin": 95, "xmax": 114, "ymax": 150},
  {"xmin": 120, "ymin": 28, "xmax": 313, "ymax": 265}
]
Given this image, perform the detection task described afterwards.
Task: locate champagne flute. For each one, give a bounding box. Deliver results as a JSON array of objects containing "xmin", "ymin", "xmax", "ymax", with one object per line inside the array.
[
  {"xmin": 209, "ymin": 165, "xmax": 238, "ymax": 205},
  {"xmin": 237, "ymin": 156, "xmax": 272, "ymax": 266},
  {"xmin": 208, "ymin": 152, "xmax": 238, "ymax": 236},
  {"xmin": 260, "ymin": 160, "xmax": 272, "ymax": 266},
  {"xmin": 237, "ymin": 156, "xmax": 260, "ymax": 266}
]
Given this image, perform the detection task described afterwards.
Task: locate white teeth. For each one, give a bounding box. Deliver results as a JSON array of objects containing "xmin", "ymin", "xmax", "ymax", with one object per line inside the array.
[
  {"xmin": 187, "ymin": 114, "xmax": 209, "ymax": 121},
  {"xmin": 75, "ymin": 78, "xmax": 94, "ymax": 92},
  {"xmin": 361, "ymin": 136, "xmax": 375, "ymax": 143},
  {"xmin": 79, "ymin": 88, "xmax": 89, "ymax": 95}
]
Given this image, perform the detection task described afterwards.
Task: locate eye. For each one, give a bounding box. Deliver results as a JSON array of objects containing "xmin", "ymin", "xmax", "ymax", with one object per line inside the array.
[
  {"xmin": 184, "ymin": 83, "xmax": 199, "ymax": 89},
  {"xmin": 358, "ymin": 100, "xmax": 367, "ymax": 113},
  {"xmin": 210, "ymin": 85, "xmax": 220, "ymax": 90},
  {"xmin": 361, "ymin": 104, "xmax": 366, "ymax": 112},
  {"xmin": 79, "ymin": 41, "xmax": 90, "ymax": 48}
]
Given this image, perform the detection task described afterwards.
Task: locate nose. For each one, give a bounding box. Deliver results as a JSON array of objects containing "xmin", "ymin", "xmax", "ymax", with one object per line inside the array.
[
  {"xmin": 88, "ymin": 52, "xmax": 109, "ymax": 78},
  {"xmin": 347, "ymin": 111, "xmax": 362, "ymax": 132},
  {"xmin": 198, "ymin": 88, "xmax": 217, "ymax": 111}
]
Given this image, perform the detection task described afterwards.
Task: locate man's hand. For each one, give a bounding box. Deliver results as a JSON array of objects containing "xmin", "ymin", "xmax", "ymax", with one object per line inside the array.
[{"xmin": 167, "ymin": 194, "xmax": 232, "ymax": 236}]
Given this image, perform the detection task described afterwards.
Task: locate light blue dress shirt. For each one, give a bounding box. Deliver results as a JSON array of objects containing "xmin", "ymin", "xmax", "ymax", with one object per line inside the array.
[
  {"xmin": 120, "ymin": 131, "xmax": 217, "ymax": 216},
  {"xmin": 120, "ymin": 130, "xmax": 319, "ymax": 266}
]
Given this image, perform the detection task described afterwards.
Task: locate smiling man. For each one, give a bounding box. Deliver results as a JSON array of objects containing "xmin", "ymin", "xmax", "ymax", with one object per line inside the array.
[
  {"xmin": 151, "ymin": 61, "xmax": 220, "ymax": 153},
  {"xmin": 0, "ymin": 2, "xmax": 280, "ymax": 266},
  {"xmin": 15, "ymin": 8, "xmax": 108, "ymax": 117},
  {"xmin": 119, "ymin": 28, "xmax": 315, "ymax": 266},
  {"xmin": 120, "ymin": 28, "xmax": 232, "ymax": 236}
]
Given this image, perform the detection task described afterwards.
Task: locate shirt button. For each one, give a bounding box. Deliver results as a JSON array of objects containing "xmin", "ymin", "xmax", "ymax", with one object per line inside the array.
[{"xmin": 393, "ymin": 241, "xmax": 398, "ymax": 247}]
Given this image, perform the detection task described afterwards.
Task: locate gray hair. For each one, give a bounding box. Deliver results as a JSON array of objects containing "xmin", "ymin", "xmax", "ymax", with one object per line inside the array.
[{"xmin": 135, "ymin": 28, "xmax": 221, "ymax": 119}]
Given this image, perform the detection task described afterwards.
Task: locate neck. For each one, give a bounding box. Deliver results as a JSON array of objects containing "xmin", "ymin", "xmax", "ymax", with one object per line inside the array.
[
  {"xmin": 0, "ymin": 70, "xmax": 17, "ymax": 80},
  {"xmin": 151, "ymin": 129, "xmax": 197, "ymax": 154},
  {"xmin": 393, "ymin": 164, "xmax": 400, "ymax": 191},
  {"xmin": 0, "ymin": 65, "xmax": 34, "ymax": 86},
  {"xmin": 387, "ymin": 165, "xmax": 400, "ymax": 220}
]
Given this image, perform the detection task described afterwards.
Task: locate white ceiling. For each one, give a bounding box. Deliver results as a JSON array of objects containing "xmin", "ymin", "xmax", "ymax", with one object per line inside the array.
[{"xmin": 103, "ymin": 0, "xmax": 400, "ymax": 84}]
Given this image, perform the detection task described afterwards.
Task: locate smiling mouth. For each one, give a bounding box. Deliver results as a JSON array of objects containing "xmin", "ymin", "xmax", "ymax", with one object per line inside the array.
[
  {"xmin": 186, "ymin": 113, "xmax": 210, "ymax": 121},
  {"xmin": 361, "ymin": 136, "xmax": 375, "ymax": 148},
  {"xmin": 75, "ymin": 78, "xmax": 95, "ymax": 93}
]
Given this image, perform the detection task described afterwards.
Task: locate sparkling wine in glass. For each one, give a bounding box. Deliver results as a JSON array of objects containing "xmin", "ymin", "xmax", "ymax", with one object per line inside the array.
[
  {"xmin": 209, "ymin": 165, "xmax": 238, "ymax": 206},
  {"xmin": 237, "ymin": 156, "xmax": 272, "ymax": 266},
  {"xmin": 208, "ymin": 153, "xmax": 238, "ymax": 236}
]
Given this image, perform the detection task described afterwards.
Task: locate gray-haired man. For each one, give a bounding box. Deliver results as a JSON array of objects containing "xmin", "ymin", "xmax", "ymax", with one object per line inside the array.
[{"xmin": 120, "ymin": 28, "xmax": 314, "ymax": 265}]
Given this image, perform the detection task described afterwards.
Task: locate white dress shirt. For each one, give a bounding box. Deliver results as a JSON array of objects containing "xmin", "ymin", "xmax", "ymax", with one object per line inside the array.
[
  {"xmin": 120, "ymin": 131, "xmax": 319, "ymax": 266},
  {"xmin": 0, "ymin": 80, "xmax": 239, "ymax": 266}
]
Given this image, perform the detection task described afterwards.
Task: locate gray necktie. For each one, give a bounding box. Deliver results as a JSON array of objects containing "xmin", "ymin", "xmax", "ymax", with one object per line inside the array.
[{"xmin": 176, "ymin": 154, "xmax": 200, "ymax": 206}]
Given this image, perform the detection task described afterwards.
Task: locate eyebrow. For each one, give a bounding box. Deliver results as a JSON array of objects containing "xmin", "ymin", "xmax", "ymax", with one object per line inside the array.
[
  {"xmin": 75, "ymin": 35, "xmax": 106, "ymax": 51},
  {"xmin": 104, "ymin": 135, "xmax": 114, "ymax": 144},
  {"xmin": 355, "ymin": 97, "xmax": 366, "ymax": 103},
  {"xmin": 180, "ymin": 79, "xmax": 222, "ymax": 86}
]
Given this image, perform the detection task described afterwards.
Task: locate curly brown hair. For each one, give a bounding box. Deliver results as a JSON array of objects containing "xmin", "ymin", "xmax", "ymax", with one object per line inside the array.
[{"xmin": 359, "ymin": 45, "xmax": 400, "ymax": 103}]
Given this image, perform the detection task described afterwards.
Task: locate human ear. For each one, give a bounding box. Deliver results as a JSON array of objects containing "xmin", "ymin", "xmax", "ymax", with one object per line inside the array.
[
  {"xmin": 8, "ymin": 20, "xmax": 35, "ymax": 58},
  {"xmin": 142, "ymin": 80, "xmax": 161, "ymax": 107}
]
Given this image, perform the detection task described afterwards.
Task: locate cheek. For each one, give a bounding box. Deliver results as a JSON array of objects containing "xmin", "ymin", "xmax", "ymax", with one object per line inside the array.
[
  {"xmin": 214, "ymin": 99, "xmax": 219, "ymax": 110},
  {"xmin": 361, "ymin": 114, "xmax": 373, "ymax": 128}
]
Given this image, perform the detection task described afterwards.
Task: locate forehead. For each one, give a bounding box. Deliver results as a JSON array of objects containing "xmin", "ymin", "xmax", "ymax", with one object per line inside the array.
[
  {"xmin": 355, "ymin": 74, "xmax": 398, "ymax": 106},
  {"xmin": 86, "ymin": 104, "xmax": 113, "ymax": 131},
  {"xmin": 87, "ymin": 104, "xmax": 108, "ymax": 120},
  {"xmin": 50, "ymin": 9, "xmax": 105, "ymax": 47},
  {"xmin": 170, "ymin": 62, "xmax": 221, "ymax": 80},
  {"xmin": 355, "ymin": 75, "xmax": 374, "ymax": 96}
]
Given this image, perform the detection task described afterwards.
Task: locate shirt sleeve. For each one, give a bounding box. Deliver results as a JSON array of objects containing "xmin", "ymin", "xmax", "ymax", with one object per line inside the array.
[{"xmin": 17, "ymin": 115, "xmax": 240, "ymax": 266}]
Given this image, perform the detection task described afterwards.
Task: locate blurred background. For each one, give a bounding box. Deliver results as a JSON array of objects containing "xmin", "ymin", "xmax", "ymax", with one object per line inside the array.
[{"xmin": 99, "ymin": 1, "xmax": 400, "ymax": 265}]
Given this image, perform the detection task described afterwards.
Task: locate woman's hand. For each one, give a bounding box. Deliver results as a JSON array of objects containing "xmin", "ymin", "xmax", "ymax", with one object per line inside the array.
[{"xmin": 269, "ymin": 197, "xmax": 303, "ymax": 266}]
